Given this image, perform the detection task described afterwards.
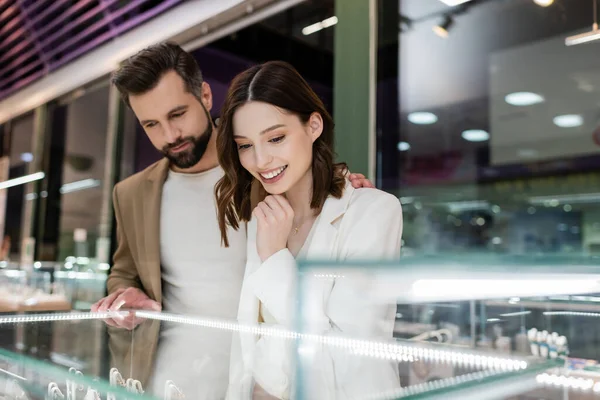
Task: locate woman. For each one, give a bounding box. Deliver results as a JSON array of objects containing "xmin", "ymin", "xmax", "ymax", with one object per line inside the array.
[{"xmin": 215, "ymin": 61, "xmax": 402, "ymax": 399}]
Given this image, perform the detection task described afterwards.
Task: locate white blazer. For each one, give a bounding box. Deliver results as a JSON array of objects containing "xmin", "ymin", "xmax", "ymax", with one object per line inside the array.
[{"xmin": 227, "ymin": 179, "xmax": 403, "ymax": 400}]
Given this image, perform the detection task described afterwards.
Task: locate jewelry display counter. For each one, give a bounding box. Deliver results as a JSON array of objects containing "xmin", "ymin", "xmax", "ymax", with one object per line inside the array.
[
  {"xmin": 0, "ymin": 255, "xmax": 599, "ymax": 399},
  {"xmin": 296, "ymin": 254, "xmax": 600, "ymax": 399},
  {"xmin": 0, "ymin": 263, "xmax": 107, "ymax": 312}
]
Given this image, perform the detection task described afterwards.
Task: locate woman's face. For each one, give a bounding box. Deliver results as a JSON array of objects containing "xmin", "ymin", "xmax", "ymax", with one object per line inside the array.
[{"xmin": 232, "ymin": 101, "xmax": 323, "ymax": 195}]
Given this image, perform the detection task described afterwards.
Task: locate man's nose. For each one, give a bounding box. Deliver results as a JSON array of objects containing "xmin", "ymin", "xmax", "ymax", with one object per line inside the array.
[{"xmin": 164, "ymin": 123, "xmax": 181, "ymax": 143}]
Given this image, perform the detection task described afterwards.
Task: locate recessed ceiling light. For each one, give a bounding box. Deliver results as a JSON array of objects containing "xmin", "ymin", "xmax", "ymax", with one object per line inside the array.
[
  {"xmin": 302, "ymin": 16, "xmax": 338, "ymax": 35},
  {"xmin": 397, "ymin": 142, "xmax": 411, "ymax": 151},
  {"xmin": 505, "ymin": 92, "xmax": 545, "ymax": 106},
  {"xmin": 461, "ymin": 129, "xmax": 489, "ymax": 142},
  {"xmin": 437, "ymin": 0, "xmax": 474, "ymax": 5},
  {"xmin": 408, "ymin": 112, "xmax": 438, "ymax": 125},
  {"xmin": 20, "ymin": 152, "xmax": 33, "ymax": 163},
  {"xmin": 553, "ymin": 114, "xmax": 584, "ymax": 128},
  {"xmin": 533, "ymin": 0, "xmax": 554, "ymax": 6}
]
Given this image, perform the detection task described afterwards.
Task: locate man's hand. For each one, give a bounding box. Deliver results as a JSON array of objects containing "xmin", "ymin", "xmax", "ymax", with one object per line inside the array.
[
  {"xmin": 349, "ymin": 173, "xmax": 375, "ymax": 189},
  {"xmin": 253, "ymin": 195, "xmax": 294, "ymax": 262},
  {"xmin": 91, "ymin": 287, "xmax": 161, "ymax": 330},
  {"xmin": 91, "ymin": 287, "xmax": 160, "ymax": 312}
]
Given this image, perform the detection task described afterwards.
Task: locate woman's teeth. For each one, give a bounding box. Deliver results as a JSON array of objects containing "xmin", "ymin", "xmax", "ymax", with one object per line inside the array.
[{"xmin": 260, "ymin": 166, "xmax": 287, "ymax": 179}]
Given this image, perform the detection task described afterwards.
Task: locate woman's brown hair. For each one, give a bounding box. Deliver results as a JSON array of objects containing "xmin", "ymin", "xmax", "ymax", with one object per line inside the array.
[{"xmin": 215, "ymin": 61, "xmax": 346, "ymax": 247}]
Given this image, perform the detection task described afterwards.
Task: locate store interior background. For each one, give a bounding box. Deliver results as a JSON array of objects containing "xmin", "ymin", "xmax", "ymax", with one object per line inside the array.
[{"xmin": 2, "ymin": 0, "xmax": 600, "ymax": 266}]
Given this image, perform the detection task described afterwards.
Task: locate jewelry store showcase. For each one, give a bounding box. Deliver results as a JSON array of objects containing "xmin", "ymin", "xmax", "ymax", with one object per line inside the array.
[
  {"xmin": 3, "ymin": 0, "xmax": 600, "ymax": 399},
  {"xmin": 1, "ymin": 255, "xmax": 600, "ymax": 399}
]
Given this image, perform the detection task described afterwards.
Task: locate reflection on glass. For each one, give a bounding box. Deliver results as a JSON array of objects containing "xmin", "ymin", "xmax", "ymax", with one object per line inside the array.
[
  {"xmin": 58, "ymin": 87, "xmax": 109, "ymax": 261},
  {"xmin": 378, "ymin": 0, "xmax": 600, "ymax": 256}
]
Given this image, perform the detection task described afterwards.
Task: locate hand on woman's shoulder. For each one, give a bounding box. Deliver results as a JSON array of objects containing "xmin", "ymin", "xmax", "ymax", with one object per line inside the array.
[{"xmin": 347, "ymin": 186, "xmax": 402, "ymax": 215}]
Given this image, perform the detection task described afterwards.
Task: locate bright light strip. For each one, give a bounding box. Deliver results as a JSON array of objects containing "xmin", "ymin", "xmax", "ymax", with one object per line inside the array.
[
  {"xmin": 499, "ymin": 311, "xmax": 532, "ymax": 317},
  {"xmin": 529, "ymin": 193, "xmax": 600, "ymax": 205},
  {"xmin": 536, "ymin": 373, "xmax": 596, "ymax": 392},
  {"xmin": 135, "ymin": 311, "xmax": 528, "ymax": 371},
  {"xmin": 0, "ymin": 172, "xmax": 44, "ymax": 190},
  {"xmin": 0, "ymin": 367, "xmax": 26, "ymax": 381},
  {"xmin": 0, "ymin": 312, "xmax": 126, "ymax": 324},
  {"xmin": 59, "ymin": 179, "xmax": 101, "ymax": 194},
  {"xmin": 544, "ymin": 311, "xmax": 600, "ymax": 318},
  {"xmin": 566, "ymin": 28, "xmax": 600, "ymax": 46},
  {"xmin": 302, "ymin": 16, "xmax": 338, "ymax": 35},
  {"xmin": 412, "ymin": 279, "xmax": 598, "ymax": 300},
  {"xmin": 445, "ymin": 200, "xmax": 489, "ymax": 213},
  {"xmin": 437, "ymin": 0, "xmax": 474, "ymax": 5}
]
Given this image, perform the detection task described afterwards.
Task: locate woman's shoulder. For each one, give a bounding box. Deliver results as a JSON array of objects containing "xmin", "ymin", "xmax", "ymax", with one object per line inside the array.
[{"xmin": 346, "ymin": 185, "xmax": 401, "ymax": 212}]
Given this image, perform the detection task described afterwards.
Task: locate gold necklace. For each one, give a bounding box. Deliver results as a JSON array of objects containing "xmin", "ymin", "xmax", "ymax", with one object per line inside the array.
[{"xmin": 293, "ymin": 215, "xmax": 314, "ymax": 235}]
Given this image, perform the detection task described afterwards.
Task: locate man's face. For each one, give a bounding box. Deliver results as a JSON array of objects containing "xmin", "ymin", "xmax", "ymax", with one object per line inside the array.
[{"xmin": 129, "ymin": 70, "xmax": 213, "ymax": 170}]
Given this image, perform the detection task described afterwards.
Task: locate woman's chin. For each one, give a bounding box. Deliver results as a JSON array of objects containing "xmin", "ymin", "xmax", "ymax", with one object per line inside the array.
[{"xmin": 262, "ymin": 186, "xmax": 286, "ymax": 195}]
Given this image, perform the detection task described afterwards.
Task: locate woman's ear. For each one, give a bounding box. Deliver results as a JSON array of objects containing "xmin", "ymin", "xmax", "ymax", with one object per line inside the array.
[{"xmin": 308, "ymin": 112, "xmax": 323, "ymax": 142}]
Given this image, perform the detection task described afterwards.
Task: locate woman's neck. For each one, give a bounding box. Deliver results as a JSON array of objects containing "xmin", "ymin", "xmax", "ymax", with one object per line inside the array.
[{"xmin": 285, "ymin": 169, "xmax": 315, "ymax": 222}]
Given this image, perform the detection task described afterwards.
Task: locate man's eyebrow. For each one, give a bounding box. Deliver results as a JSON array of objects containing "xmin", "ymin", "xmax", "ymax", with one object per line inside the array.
[
  {"xmin": 233, "ymin": 124, "xmax": 286, "ymax": 139},
  {"xmin": 140, "ymin": 105, "xmax": 188, "ymax": 125},
  {"xmin": 167, "ymin": 105, "xmax": 188, "ymax": 115}
]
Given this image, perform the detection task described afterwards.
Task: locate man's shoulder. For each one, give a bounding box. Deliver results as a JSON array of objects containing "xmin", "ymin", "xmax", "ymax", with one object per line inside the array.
[{"xmin": 114, "ymin": 159, "xmax": 168, "ymax": 196}]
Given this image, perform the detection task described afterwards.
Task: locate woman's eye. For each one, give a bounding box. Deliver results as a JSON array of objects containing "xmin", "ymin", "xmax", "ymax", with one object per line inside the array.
[
  {"xmin": 237, "ymin": 144, "xmax": 251, "ymax": 150},
  {"xmin": 269, "ymin": 136, "xmax": 285, "ymax": 143}
]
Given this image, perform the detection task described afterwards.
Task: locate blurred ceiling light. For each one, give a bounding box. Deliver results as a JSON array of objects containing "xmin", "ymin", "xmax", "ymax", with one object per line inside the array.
[
  {"xmin": 433, "ymin": 15, "xmax": 454, "ymax": 38},
  {"xmin": 0, "ymin": 172, "xmax": 44, "ymax": 190},
  {"xmin": 397, "ymin": 142, "xmax": 411, "ymax": 151},
  {"xmin": 533, "ymin": 0, "xmax": 554, "ymax": 6},
  {"xmin": 505, "ymin": 92, "xmax": 545, "ymax": 106},
  {"xmin": 566, "ymin": 0, "xmax": 600, "ymax": 46},
  {"xmin": 445, "ymin": 200, "xmax": 489, "ymax": 213},
  {"xmin": 302, "ymin": 16, "xmax": 338, "ymax": 36},
  {"xmin": 461, "ymin": 129, "xmax": 489, "ymax": 142},
  {"xmin": 60, "ymin": 179, "xmax": 101, "ymax": 194},
  {"xmin": 437, "ymin": 0, "xmax": 474, "ymax": 5},
  {"xmin": 529, "ymin": 193, "xmax": 600, "ymax": 205},
  {"xmin": 553, "ymin": 114, "xmax": 584, "ymax": 128},
  {"xmin": 408, "ymin": 112, "xmax": 438, "ymax": 125},
  {"xmin": 566, "ymin": 25, "xmax": 600, "ymax": 46}
]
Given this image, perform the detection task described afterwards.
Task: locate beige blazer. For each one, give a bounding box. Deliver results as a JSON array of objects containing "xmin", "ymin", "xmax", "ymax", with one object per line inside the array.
[
  {"xmin": 106, "ymin": 158, "xmax": 171, "ymax": 302},
  {"xmin": 106, "ymin": 158, "xmax": 263, "ymax": 302}
]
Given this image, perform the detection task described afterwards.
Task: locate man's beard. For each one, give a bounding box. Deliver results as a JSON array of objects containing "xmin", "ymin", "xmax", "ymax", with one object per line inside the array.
[{"xmin": 162, "ymin": 106, "xmax": 213, "ymax": 169}]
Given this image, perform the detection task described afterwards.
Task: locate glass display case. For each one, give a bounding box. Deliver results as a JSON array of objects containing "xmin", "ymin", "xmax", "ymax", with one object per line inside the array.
[
  {"xmin": 0, "ymin": 255, "xmax": 599, "ymax": 399},
  {"xmin": 295, "ymin": 254, "xmax": 600, "ymax": 399},
  {"xmin": 0, "ymin": 260, "xmax": 108, "ymax": 312}
]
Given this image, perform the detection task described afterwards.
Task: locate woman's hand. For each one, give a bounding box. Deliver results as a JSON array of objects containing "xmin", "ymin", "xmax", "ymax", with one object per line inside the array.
[{"xmin": 253, "ymin": 195, "xmax": 294, "ymax": 262}]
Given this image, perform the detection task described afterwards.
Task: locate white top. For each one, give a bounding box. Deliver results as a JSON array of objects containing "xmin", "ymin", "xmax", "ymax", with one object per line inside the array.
[
  {"xmin": 151, "ymin": 166, "xmax": 247, "ymax": 399},
  {"xmin": 227, "ymin": 180, "xmax": 403, "ymax": 400}
]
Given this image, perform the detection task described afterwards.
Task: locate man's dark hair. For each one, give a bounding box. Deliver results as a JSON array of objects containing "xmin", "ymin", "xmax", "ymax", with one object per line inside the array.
[{"xmin": 111, "ymin": 42, "xmax": 203, "ymax": 107}]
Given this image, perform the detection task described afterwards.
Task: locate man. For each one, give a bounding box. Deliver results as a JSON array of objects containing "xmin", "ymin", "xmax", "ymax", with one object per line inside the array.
[{"xmin": 90, "ymin": 42, "xmax": 372, "ymax": 397}]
